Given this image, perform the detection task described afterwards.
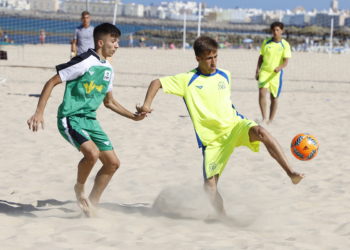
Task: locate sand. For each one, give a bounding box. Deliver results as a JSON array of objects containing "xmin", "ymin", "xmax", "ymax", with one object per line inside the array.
[{"xmin": 0, "ymin": 44, "xmax": 350, "ymax": 249}]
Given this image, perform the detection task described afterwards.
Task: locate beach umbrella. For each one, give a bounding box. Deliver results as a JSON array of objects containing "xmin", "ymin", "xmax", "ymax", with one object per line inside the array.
[
  {"xmin": 284, "ymin": 26, "xmax": 300, "ymax": 34},
  {"xmin": 333, "ymin": 26, "xmax": 350, "ymax": 38},
  {"xmin": 242, "ymin": 38, "xmax": 253, "ymax": 43},
  {"xmin": 298, "ymin": 25, "xmax": 330, "ymax": 36}
]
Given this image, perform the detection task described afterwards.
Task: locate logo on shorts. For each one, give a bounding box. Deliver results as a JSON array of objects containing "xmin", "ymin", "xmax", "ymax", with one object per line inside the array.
[
  {"xmin": 103, "ymin": 141, "xmax": 110, "ymax": 146},
  {"xmin": 218, "ymin": 81, "xmax": 226, "ymax": 90},
  {"xmin": 81, "ymin": 130, "xmax": 90, "ymax": 138},
  {"xmin": 209, "ymin": 162, "xmax": 217, "ymax": 172},
  {"xmin": 83, "ymin": 81, "xmax": 103, "ymax": 98},
  {"xmin": 103, "ymin": 70, "xmax": 111, "ymax": 81}
]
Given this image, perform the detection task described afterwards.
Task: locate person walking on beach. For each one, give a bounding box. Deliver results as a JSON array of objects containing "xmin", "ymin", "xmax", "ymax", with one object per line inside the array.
[
  {"xmin": 255, "ymin": 22, "xmax": 291, "ymax": 125},
  {"xmin": 27, "ymin": 23, "xmax": 150, "ymax": 216},
  {"xmin": 40, "ymin": 29, "xmax": 46, "ymax": 45},
  {"xmin": 129, "ymin": 33, "xmax": 134, "ymax": 47},
  {"xmin": 136, "ymin": 35, "xmax": 305, "ymax": 217},
  {"xmin": 71, "ymin": 11, "xmax": 94, "ymax": 58}
]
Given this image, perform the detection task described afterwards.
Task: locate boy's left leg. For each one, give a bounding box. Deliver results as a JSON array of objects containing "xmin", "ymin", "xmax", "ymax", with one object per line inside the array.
[
  {"xmin": 89, "ymin": 150, "xmax": 120, "ymax": 207},
  {"xmin": 248, "ymin": 125, "xmax": 305, "ymax": 184},
  {"xmin": 269, "ymin": 93, "xmax": 278, "ymax": 124},
  {"xmin": 204, "ymin": 174, "xmax": 226, "ymax": 217}
]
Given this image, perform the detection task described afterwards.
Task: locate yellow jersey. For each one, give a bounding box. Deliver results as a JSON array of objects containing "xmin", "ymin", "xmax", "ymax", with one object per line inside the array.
[
  {"xmin": 160, "ymin": 68, "xmax": 243, "ymax": 147},
  {"xmin": 260, "ymin": 38, "xmax": 291, "ymax": 73}
]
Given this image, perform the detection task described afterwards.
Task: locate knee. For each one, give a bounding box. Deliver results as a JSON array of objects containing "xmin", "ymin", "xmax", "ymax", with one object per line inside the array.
[
  {"xmin": 256, "ymin": 126, "xmax": 272, "ymax": 142},
  {"xmin": 106, "ymin": 158, "xmax": 120, "ymax": 173},
  {"xmin": 85, "ymin": 148, "xmax": 100, "ymax": 164},
  {"xmin": 204, "ymin": 178, "xmax": 217, "ymax": 194}
]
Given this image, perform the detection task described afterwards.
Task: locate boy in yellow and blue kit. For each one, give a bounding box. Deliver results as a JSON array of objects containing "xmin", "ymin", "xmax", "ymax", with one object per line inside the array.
[
  {"xmin": 256, "ymin": 22, "xmax": 291, "ymax": 125},
  {"xmin": 137, "ymin": 36, "xmax": 304, "ymax": 217}
]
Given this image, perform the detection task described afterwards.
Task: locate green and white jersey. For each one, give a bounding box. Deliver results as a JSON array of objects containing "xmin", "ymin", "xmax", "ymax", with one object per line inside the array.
[{"xmin": 56, "ymin": 49, "xmax": 114, "ymax": 119}]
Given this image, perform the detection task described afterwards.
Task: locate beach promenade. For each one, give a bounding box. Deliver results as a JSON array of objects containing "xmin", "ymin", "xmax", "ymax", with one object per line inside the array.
[{"xmin": 0, "ymin": 44, "xmax": 349, "ymax": 249}]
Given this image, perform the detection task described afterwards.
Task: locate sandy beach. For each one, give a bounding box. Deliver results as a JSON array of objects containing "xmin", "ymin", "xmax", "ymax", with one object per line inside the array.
[{"xmin": 0, "ymin": 44, "xmax": 350, "ymax": 249}]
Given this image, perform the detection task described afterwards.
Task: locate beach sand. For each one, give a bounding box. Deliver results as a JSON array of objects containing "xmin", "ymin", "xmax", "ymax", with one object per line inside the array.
[{"xmin": 0, "ymin": 44, "xmax": 350, "ymax": 249}]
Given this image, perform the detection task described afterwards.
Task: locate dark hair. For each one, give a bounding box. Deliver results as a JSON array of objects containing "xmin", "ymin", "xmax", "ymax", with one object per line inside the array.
[
  {"xmin": 270, "ymin": 22, "xmax": 284, "ymax": 30},
  {"xmin": 93, "ymin": 23, "xmax": 121, "ymax": 45},
  {"xmin": 81, "ymin": 11, "xmax": 90, "ymax": 17},
  {"xmin": 193, "ymin": 35, "xmax": 218, "ymax": 57}
]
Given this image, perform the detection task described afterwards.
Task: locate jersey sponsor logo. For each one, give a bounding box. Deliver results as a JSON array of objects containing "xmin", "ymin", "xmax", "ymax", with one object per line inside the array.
[
  {"xmin": 103, "ymin": 141, "xmax": 110, "ymax": 146},
  {"xmin": 83, "ymin": 81, "xmax": 103, "ymax": 98},
  {"xmin": 88, "ymin": 70, "xmax": 94, "ymax": 75},
  {"xmin": 103, "ymin": 70, "xmax": 111, "ymax": 81},
  {"xmin": 196, "ymin": 85, "xmax": 203, "ymax": 89},
  {"xmin": 218, "ymin": 81, "xmax": 227, "ymax": 90},
  {"xmin": 209, "ymin": 162, "xmax": 217, "ymax": 172}
]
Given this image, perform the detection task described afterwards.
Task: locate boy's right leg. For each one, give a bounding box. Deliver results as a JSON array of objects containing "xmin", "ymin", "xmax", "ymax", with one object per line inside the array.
[
  {"xmin": 204, "ymin": 174, "xmax": 226, "ymax": 217},
  {"xmin": 75, "ymin": 141, "xmax": 100, "ymax": 211},
  {"xmin": 258, "ymin": 87, "xmax": 268, "ymax": 124}
]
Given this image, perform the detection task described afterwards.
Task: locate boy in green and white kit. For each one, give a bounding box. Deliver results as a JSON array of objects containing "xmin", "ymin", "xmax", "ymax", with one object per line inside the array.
[
  {"xmin": 256, "ymin": 22, "xmax": 291, "ymax": 125},
  {"xmin": 27, "ymin": 23, "xmax": 149, "ymax": 215}
]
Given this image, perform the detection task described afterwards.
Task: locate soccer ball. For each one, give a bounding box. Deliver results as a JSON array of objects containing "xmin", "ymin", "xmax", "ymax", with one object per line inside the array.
[{"xmin": 291, "ymin": 133, "xmax": 319, "ymax": 161}]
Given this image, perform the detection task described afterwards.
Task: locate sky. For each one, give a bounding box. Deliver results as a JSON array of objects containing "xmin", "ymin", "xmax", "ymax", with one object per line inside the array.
[{"xmin": 119, "ymin": 0, "xmax": 350, "ymax": 11}]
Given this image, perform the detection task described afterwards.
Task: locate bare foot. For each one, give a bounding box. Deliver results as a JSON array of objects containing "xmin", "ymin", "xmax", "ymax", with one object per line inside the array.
[
  {"xmin": 267, "ymin": 120, "xmax": 273, "ymax": 125},
  {"xmin": 74, "ymin": 182, "xmax": 91, "ymax": 212},
  {"xmin": 290, "ymin": 172, "xmax": 306, "ymax": 185}
]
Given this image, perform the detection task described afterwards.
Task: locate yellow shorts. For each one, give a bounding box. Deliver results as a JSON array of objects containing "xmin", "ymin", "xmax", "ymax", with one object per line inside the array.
[
  {"xmin": 202, "ymin": 117, "xmax": 260, "ymax": 180},
  {"xmin": 258, "ymin": 70, "xmax": 283, "ymax": 98}
]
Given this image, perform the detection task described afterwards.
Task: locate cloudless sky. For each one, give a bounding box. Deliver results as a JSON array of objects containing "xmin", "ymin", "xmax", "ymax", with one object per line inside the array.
[{"xmin": 119, "ymin": 0, "xmax": 350, "ymax": 11}]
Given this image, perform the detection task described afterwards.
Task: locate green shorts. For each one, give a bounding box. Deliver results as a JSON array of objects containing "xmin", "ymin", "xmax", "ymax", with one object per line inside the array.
[
  {"xmin": 258, "ymin": 70, "xmax": 283, "ymax": 98},
  {"xmin": 202, "ymin": 117, "xmax": 260, "ymax": 180},
  {"xmin": 57, "ymin": 116, "xmax": 113, "ymax": 151}
]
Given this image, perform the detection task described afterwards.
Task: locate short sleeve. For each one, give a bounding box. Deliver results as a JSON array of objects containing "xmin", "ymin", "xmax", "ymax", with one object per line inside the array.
[
  {"xmin": 260, "ymin": 40, "xmax": 266, "ymax": 56},
  {"xmin": 283, "ymin": 41, "xmax": 292, "ymax": 58},
  {"xmin": 107, "ymin": 70, "xmax": 114, "ymax": 93},
  {"xmin": 56, "ymin": 56, "xmax": 88, "ymax": 82},
  {"xmin": 73, "ymin": 28, "xmax": 78, "ymax": 40},
  {"xmin": 160, "ymin": 73, "xmax": 188, "ymax": 97}
]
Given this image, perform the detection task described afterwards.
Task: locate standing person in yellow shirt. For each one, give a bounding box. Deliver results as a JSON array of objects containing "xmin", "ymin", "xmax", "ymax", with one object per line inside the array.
[
  {"xmin": 136, "ymin": 35, "xmax": 304, "ymax": 218},
  {"xmin": 255, "ymin": 22, "xmax": 291, "ymax": 125}
]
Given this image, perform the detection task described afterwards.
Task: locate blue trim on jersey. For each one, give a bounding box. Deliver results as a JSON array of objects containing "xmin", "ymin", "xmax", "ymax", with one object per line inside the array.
[
  {"xmin": 216, "ymin": 69, "xmax": 229, "ymax": 84},
  {"xmin": 232, "ymin": 104, "xmax": 244, "ymax": 119},
  {"xmin": 202, "ymin": 146, "xmax": 207, "ymax": 180},
  {"xmin": 280, "ymin": 41, "xmax": 285, "ymax": 49},
  {"xmin": 188, "ymin": 70, "xmax": 201, "ymax": 86},
  {"xmin": 183, "ymin": 98, "xmax": 203, "ymax": 148},
  {"xmin": 265, "ymin": 39, "xmax": 274, "ymax": 45},
  {"xmin": 277, "ymin": 69, "xmax": 283, "ymax": 98},
  {"xmin": 196, "ymin": 68, "xmax": 218, "ymax": 77}
]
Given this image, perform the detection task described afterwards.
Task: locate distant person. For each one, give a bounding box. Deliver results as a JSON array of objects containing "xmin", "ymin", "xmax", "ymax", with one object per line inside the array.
[
  {"xmin": 0, "ymin": 25, "xmax": 3, "ymax": 40},
  {"xmin": 139, "ymin": 36, "xmax": 146, "ymax": 47},
  {"xmin": 72, "ymin": 11, "xmax": 94, "ymax": 57},
  {"xmin": 255, "ymin": 22, "xmax": 291, "ymax": 125},
  {"xmin": 10, "ymin": 39, "xmax": 14, "ymax": 44},
  {"xmin": 27, "ymin": 23, "xmax": 149, "ymax": 216},
  {"xmin": 4, "ymin": 35, "xmax": 9, "ymax": 43},
  {"xmin": 40, "ymin": 29, "xmax": 46, "ymax": 45},
  {"xmin": 129, "ymin": 33, "xmax": 133, "ymax": 47},
  {"xmin": 169, "ymin": 43, "xmax": 175, "ymax": 49}
]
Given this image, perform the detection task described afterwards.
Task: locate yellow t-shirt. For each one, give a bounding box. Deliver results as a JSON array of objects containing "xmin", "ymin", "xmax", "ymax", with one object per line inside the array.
[
  {"xmin": 160, "ymin": 68, "xmax": 243, "ymax": 147},
  {"xmin": 260, "ymin": 38, "xmax": 291, "ymax": 73}
]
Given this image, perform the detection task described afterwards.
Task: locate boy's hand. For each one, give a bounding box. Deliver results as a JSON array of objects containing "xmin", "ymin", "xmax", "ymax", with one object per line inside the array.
[
  {"xmin": 132, "ymin": 112, "xmax": 147, "ymax": 121},
  {"xmin": 136, "ymin": 103, "xmax": 153, "ymax": 114},
  {"xmin": 274, "ymin": 67, "xmax": 281, "ymax": 73},
  {"xmin": 27, "ymin": 113, "xmax": 45, "ymax": 132},
  {"xmin": 255, "ymin": 72, "xmax": 259, "ymax": 81}
]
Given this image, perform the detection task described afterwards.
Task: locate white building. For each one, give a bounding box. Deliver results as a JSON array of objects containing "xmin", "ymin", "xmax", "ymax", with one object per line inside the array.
[
  {"xmin": 65, "ymin": 0, "xmax": 120, "ymax": 15},
  {"xmin": 0, "ymin": 0, "xmax": 30, "ymax": 10},
  {"xmin": 31, "ymin": 0, "xmax": 60, "ymax": 12},
  {"xmin": 123, "ymin": 3, "xmax": 144, "ymax": 18}
]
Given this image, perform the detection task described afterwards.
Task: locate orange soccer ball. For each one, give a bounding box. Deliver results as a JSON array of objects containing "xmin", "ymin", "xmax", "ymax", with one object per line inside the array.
[{"xmin": 291, "ymin": 133, "xmax": 319, "ymax": 161}]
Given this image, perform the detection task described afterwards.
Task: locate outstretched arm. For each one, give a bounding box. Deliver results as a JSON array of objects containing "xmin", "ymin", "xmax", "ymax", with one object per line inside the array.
[
  {"xmin": 274, "ymin": 58, "xmax": 289, "ymax": 73},
  {"xmin": 27, "ymin": 74, "xmax": 62, "ymax": 132},
  {"xmin": 103, "ymin": 91, "xmax": 147, "ymax": 121},
  {"xmin": 255, "ymin": 55, "xmax": 263, "ymax": 80},
  {"xmin": 136, "ymin": 79, "xmax": 162, "ymax": 113}
]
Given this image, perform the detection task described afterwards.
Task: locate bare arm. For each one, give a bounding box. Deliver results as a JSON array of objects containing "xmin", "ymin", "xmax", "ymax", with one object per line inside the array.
[
  {"xmin": 274, "ymin": 58, "xmax": 289, "ymax": 73},
  {"xmin": 103, "ymin": 91, "xmax": 147, "ymax": 121},
  {"xmin": 72, "ymin": 39, "xmax": 77, "ymax": 56},
  {"xmin": 136, "ymin": 79, "xmax": 162, "ymax": 113},
  {"xmin": 255, "ymin": 55, "xmax": 263, "ymax": 80},
  {"xmin": 27, "ymin": 74, "xmax": 62, "ymax": 132}
]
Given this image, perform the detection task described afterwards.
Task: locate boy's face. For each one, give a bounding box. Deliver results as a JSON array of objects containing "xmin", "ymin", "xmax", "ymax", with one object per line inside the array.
[
  {"xmin": 196, "ymin": 50, "xmax": 218, "ymax": 74},
  {"xmin": 81, "ymin": 14, "xmax": 90, "ymax": 27},
  {"xmin": 100, "ymin": 34, "xmax": 119, "ymax": 58},
  {"xmin": 271, "ymin": 26, "xmax": 283, "ymax": 39}
]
